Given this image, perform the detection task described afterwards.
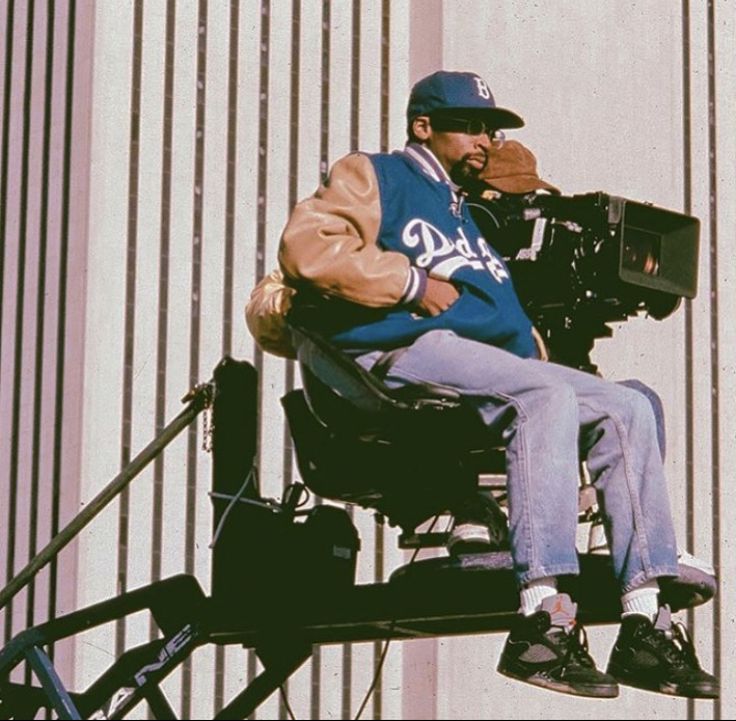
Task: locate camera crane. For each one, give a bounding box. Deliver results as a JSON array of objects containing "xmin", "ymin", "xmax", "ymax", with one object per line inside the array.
[{"xmin": 0, "ymin": 195, "xmax": 706, "ymax": 719}]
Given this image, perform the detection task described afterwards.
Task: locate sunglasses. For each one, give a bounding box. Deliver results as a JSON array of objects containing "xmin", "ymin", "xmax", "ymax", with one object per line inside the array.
[{"xmin": 430, "ymin": 115, "xmax": 506, "ymax": 147}]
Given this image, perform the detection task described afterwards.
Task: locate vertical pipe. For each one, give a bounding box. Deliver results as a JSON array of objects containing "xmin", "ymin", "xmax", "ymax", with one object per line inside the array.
[
  {"xmin": 706, "ymin": 3, "xmax": 721, "ymax": 718},
  {"xmin": 115, "ymin": 0, "xmax": 144, "ymax": 659},
  {"xmin": 214, "ymin": 0, "xmax": 240, "ymax": 712},
  {"xmin": 341, "ymin": 2, "xmax": 361, "ymax": 717},
  {"xmin": 372, "ymin": 3, "xmax": 391, "ymax": 717},
  {"xmin": 5, "ymin": 0, "xmax": 36, "ymax": 646},
  {"xmin": 249, "ymin": 1, "xmax": 271, "ymax": 716},
  {"xmin": 0, "ymin": 0, "xmax": 16, "ymax": 376},
  {"xmin": 310, "ymin": 2, "xmax": 330, "ymax": 716},
  {"xmin": 151, "ymin": 0, "xmax": 176, "ymax": 594},
  {"xmin": 149, "ymin": 11, "xmax": 176, "ymax": 714},
  {"xmin": 47, "ymin": 0, "xmax": 77, "ymax": 658},
  {"xmin": 280, "ymin": 0, "xmax": 300, "ymax": 712},
  {"xmin": 681, "ymin": 2, "xmax": 696, "ymax": 719},
  {"xmin": 181, "ymin": 0, "xmax": 208, "ymax": 716},
  {"xmin": 221, "ymin": 0, "xmax": 239, "ymax": 360},
  {"xmin": 27, "ymin": 0, "xmax": 55, "ymax": 645}
]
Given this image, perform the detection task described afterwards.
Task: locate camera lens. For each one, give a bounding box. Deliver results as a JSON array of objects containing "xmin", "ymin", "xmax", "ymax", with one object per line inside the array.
[{"xmin": 622, "ymin": 229, "xmax": 660, "ymax": 276}]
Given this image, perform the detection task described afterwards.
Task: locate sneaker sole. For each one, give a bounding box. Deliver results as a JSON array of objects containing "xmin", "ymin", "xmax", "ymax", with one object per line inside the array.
[
  {"xmin": 498, "ymin": 665, "xmax": 619, "ymax": 699},
  {"xmin": 609, "ymin": 667, "xmax": 719, "ymax": 699},
  {"xmin": 447, "ymin": 539, "xmax": 494, "ymax": 556},
  {"xmin": 447, "ymin": 524, "xmax": 492, "ymax": 556}
]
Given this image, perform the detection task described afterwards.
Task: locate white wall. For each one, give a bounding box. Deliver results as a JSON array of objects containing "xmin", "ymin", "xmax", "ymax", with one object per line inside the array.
[
  {"xmin": 8, "ymin": 0, "xmax": 728, "ymax": 718},
  {"xmin": 76, "ymin": 1, "xmax": 411, "ymax": 718}
]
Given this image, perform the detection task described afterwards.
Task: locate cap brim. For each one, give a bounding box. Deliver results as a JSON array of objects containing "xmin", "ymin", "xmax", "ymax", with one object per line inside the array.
[
  {"xmin": 486, "ymin": 174, "xmax": 560, "ymax": 195},
  {"xmin": 450, "ymin": 106, "xmax": 525, "ymax": 129}
]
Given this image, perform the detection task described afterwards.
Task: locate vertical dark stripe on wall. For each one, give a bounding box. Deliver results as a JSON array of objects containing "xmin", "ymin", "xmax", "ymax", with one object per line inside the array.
[
  {"xmin": 150, "ymin": 0, "xmax": 176, "ymax": 662},
  {"xmin": 341, "ymin": 4, "xmax": 361, "ymax": 717},
  {"xmin": 283, "ymin": 0, "xmax": 300, "ymax": 495},
  {"xmin": 279, "ymin": 4, "xmax": 300, "ymax": 717},
  {"xmin": 310, "ymin": 2, "xmax": 330, "ymax": 717},
  {"xmin": 0, "ymin": 0, "xmax": 15, "ymax": 371},
  {"xmin": 371, "ymin": 5, "xmax": 390, "ymax": 718},
  {"xmin": 214, "ymin": 0, "xmax": 239, "ymax": 712},
  {"xmin": 182, "ymin": 1, "xmax": 208, "ymax": 717},
  {"xmin": 115, "ymin": 0, "xmax": 144, "ymax": 659},
  {"xmin": 349, "ymin": 0, "xmax": 360, "ymax": 152},
  {"xmin": 4, "ymin": 0, "xmax": 35, "ymax": 645},
  {"xmin": 249, "ymin": 2, "xmax": 270, "ymax": 714},
  {"xmin": 318, "ymin": 0, "xmax": 329, "ymax": 182},
  {"xmin": 379, "ymin": 0, "xmax": 390, "ymax": 155},
  {"xmin": 706, "ymin": 3, "xmax": 721, "ymax": 719},
  {"xmin": 221, "ymin": 0, "xmax": 239, "ymax": 359},
  {"xmin": 681, "ymin": 3, "xmax": 695, "ymax": 719},
  {"xmin": 48, "ymin": 0, "xmax": 77, "ymax": 654},
  {"xmin": 27, "ymin": 0, "xmax": 55, "ymax": 642},
  {"xmin": 279, "ymin": 5, "xmax": 301, "ymax": 718}
]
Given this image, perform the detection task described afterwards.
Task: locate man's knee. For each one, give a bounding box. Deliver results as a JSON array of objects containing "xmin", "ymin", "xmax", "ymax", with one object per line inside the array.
[
  {"xmin": 608, "ymin": 383, "xmax": 658, "ymax": 431},
  {"xmin": 616, "ymin": 378, "xmax": 666, "ymax": 457},
  {"xmin": 520, "ymin": 382, "xmax": 578, "ymax": 420}
]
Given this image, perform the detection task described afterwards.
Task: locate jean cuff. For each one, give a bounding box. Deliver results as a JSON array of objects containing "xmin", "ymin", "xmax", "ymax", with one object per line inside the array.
[
  {"xmin": 516, "ymin": 562, "xmax": 580, "ymax": 587},
  {"xmin": 621, "ymin": 565, "xmax": 679, "ymax": 595}
]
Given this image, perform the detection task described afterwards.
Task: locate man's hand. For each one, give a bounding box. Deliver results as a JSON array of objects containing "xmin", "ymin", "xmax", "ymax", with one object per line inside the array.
[
  {"xmin": 416, "ymin": 277, "xmax": 460, "ymax": 316},
  {"xmin": 531, "ymin": 326, "xmax": 549, "ymax": 361}
]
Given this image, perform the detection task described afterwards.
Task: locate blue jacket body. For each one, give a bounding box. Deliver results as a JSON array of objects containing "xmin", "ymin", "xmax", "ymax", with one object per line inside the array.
[{"xmin": 329, "ymin": 148, "xmax": 536, "ymax": 359}]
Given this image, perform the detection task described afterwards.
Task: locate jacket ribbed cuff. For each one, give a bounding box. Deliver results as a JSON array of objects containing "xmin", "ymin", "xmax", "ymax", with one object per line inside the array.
[{"xmin": 400, "ymin": 267, "xmax": 427, "ymax": 307}]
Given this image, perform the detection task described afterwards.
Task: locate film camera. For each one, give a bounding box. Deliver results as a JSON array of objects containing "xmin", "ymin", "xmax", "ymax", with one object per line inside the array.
[{"xmin": 467, "ymin": 191, "xmax": 700, "ymax": 371}]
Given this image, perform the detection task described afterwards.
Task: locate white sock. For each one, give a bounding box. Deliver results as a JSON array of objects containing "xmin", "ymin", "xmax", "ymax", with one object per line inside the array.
[
  {"xmin": 520, "ymin": 577, "xmax": 558, "ymax": 616},
  {"xmin": 621, "ymin": 580, "xmax": 659, "ymax": 620}
]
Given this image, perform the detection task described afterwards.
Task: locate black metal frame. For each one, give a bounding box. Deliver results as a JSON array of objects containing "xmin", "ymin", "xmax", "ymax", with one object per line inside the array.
[{"xmin": 0, "ymin": 356, "xmax": 717, "ymax": 720}]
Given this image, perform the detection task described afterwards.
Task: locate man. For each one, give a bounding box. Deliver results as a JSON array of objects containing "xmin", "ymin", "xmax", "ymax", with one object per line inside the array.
[{"xmin": 248, "ymin": 71, "xmax": 718, "ymax": 699}]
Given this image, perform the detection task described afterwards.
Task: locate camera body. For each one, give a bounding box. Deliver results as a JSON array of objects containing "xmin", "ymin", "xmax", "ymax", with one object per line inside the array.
[{"xmin": 468, "ymin": 191, "xmax": 700, "ymax": 371}]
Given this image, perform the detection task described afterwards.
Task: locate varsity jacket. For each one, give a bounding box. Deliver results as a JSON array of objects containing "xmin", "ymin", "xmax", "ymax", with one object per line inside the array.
[{"xmin": 247, "ymin": 145, "xmax": 537, "ymax": 359}]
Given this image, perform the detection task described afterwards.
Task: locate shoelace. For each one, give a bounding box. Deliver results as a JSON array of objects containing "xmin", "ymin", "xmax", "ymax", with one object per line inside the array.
[
  {"xmin": 672, "ymin": 622, "xmax": 701, "ymax": 668},
  {"xmin": 564, "ymin": 626, "xmax": 596, "ymax": 668},
  {"xmin": 646, "ymin": 621, "xmax": 698, "ymax": 669},
  {"xmin": 547, "ymin": 624, "xmax": 596, "ymax": 670}
]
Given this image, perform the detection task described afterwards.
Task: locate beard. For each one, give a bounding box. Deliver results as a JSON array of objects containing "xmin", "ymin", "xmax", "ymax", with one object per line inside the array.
[{"xmin": 448, "ymin": 153, "xmax": 487, "ymax": 188}]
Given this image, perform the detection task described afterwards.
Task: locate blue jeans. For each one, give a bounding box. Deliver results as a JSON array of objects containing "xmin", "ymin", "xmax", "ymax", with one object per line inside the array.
[
  {"xmin": 355, "ymin": 330, "xmax": 678, "ymax": 592},
  {"xmin": 617, "ymin": 379, "xmax": 666, "ymax": 460}
]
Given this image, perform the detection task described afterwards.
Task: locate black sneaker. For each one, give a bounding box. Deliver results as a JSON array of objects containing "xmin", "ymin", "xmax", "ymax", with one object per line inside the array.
[
  {"xmin": 607, "ymin": 606, "xmax": 719, "ymax": 698},
  {"xmin": 447, "ymin": 490, "xmax": 509, "ymax": 556},
  {"xmin": 497, "ymin": 594, "xmax": 619, "ymax": 698}
]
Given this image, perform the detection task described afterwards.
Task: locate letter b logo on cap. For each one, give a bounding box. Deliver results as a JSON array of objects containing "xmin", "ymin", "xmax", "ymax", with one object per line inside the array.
[{"xmin": 474, "ymin": 77, "xmax": 491, "ymax": 99}]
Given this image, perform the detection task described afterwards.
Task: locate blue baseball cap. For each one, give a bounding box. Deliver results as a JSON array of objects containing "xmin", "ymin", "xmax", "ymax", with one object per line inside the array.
[{"xmin": 407, "ymin": 71, "xmax": 524, "ymax": 129}]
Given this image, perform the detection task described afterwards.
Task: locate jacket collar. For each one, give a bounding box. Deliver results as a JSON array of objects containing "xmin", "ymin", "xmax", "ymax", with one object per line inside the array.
[
  {"xmin": 403, "ymin": 143, "xmax": 461, "ymax": 192},
  {"xmin": 403, "ymin": 142, "xmax": 465, "ymax": 219}
]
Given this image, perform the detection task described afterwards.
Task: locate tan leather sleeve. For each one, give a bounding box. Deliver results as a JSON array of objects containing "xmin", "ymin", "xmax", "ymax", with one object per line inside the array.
[
  {"xmin": 244, "ymin": 269, "xmax": 297, "ymax": 359},
  {"xmin": 278, "ymin": 152, "xmax": 411, "ymax": 307}
]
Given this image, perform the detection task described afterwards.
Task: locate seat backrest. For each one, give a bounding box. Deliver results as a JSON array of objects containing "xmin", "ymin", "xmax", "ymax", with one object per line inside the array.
[
  {"xmin": 282, "ymin": 321, "xmax": 492, "ymax": 531},
  {"xmin": 290, "ymin": 323, "xmax": 465, "ymax": 418}
]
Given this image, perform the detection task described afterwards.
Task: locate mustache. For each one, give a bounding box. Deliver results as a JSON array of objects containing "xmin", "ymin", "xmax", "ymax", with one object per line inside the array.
[{"xmin": 463, "ymin": 151, "xmax": 488, "ymax": 167}]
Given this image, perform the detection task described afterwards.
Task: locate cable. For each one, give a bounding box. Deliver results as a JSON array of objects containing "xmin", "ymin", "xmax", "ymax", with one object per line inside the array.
[
  {"xmin": 208, "ymin": 465, "xmax": 258, "ymax": 548},
  {"xmin": 353, "ymin": 627, "xmax": 393, "ymax": 721},
  {"xmin": 275, "ymin": 514, "xmax": 442, "ymax": 720},
  {"xmin": 279, "ymin": 685, "xmax": 297, "ymax": 720},
  {"xmin": 465, "ymin": 200, "xmax": 502, "ymax": 230},
  {"xmin": 352, "ymin": 514, "xmax": 441, "ymax": 720}
]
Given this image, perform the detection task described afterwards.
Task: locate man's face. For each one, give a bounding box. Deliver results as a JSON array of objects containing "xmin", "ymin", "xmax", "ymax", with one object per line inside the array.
[{"xmin": 412, "ymin": 113, "xmax": 494, "ymax": 186}]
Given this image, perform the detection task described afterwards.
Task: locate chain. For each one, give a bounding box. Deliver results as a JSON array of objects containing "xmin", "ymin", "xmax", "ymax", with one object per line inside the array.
[
  {"xmin": 181, "ymin": 381, "xmax": 216, "ymax": 453},
  {"xmin": 202, "ymin": 403, "xmax": 214, "ymax": 453}
]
